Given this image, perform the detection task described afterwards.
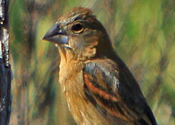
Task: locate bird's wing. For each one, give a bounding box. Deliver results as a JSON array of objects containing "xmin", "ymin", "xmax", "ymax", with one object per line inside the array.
[{"xmin": 83, "ymin": 59, "xmax": 157, "ymax": 125}]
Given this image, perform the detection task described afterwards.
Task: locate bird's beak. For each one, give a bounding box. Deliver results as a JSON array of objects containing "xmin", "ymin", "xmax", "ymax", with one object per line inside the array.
[{"xmin": 43, "ymin": 23, "xmax": 69, "ymax": 44}]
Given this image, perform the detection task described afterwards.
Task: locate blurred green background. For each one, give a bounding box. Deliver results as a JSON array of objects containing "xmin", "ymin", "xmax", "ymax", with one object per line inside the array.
[{"xmin": 9, "ymin": 0, "xmax": 175, "ymax": 125}]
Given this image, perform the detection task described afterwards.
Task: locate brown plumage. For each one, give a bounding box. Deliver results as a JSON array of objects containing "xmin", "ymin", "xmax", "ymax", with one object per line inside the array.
[{"xmin": 43, "ymin": 7, "xmax": 157, "ymax": 125}]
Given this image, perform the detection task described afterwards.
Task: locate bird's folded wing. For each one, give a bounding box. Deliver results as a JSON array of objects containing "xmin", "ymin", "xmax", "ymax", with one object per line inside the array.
[{"xmin": 83, "ymin": 60, "xmax": 157, "ymax": 125}]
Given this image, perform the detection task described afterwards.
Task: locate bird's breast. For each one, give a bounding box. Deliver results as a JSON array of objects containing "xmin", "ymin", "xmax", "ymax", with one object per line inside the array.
[{"xmin": 58, "ymin": 61, "xmax": 111, "ymax": 125}]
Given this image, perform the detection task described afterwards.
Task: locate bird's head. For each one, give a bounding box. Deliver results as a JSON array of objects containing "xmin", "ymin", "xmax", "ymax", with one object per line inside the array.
[{"xmin": 43, "ymin": 7, "xmax": 114, "ymax": 61}]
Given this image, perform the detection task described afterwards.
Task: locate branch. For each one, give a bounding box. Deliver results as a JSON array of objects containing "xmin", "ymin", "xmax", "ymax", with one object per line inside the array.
[{"xmin": 0, "ymin": 0, "xmax": 12, "ymax": 125}]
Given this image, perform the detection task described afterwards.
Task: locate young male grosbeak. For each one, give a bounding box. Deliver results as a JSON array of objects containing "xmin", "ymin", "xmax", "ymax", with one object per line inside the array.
[{"xmin": 43, "ymin": 7, "xmax": 157, "ymax": 125}]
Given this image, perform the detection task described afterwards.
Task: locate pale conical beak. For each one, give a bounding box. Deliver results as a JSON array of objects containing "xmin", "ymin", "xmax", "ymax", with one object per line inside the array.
[{"xmin": 43, "ymin": 23, "xmax": 69, "ymax": 44}]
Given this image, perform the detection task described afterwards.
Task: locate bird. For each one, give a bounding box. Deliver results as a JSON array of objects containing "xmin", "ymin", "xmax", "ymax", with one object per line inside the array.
[{"xmin": 43, "ymin": 7, "xmax": 157, "ymax": 125}]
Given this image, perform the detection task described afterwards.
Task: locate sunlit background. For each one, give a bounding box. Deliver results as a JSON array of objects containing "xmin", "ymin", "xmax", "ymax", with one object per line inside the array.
[{"xmin": 9, "ymin": 0, "xmax": 175, "ymax": 125}]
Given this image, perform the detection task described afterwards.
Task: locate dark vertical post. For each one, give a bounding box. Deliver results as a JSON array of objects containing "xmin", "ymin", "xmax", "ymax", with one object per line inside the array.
[{"xmin": 0, "ymin": 0, "xmax": 12, "ymax": 125}]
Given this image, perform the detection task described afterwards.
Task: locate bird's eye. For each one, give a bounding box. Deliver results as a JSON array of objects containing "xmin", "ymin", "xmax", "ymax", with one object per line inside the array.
[{"xmin": 71, "ymin": 24, "xmax": 83, "ymax": 33}]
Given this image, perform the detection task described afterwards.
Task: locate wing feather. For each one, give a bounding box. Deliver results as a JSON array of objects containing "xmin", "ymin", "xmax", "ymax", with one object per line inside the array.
[{"xmin": 83, "ymin": 59, "xmax": 157, "ymax": 125}]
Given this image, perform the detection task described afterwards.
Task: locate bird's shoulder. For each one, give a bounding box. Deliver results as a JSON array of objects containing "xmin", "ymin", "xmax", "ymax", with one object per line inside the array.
[
  {"xmin": 83, "ymin": 58, "xmax": 119, "ymax": 79},
  {"xmin": 83, "ymin": 59, "xmax": 120, "ymax": 96}
]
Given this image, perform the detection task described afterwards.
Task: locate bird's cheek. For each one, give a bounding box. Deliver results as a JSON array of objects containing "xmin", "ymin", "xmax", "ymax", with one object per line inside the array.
[
  {"xmin": 68, "ymin": 37, "xmax": 82, "ymax": 49},
  {"xmin": 82, "ymin": 47, "xmax": 96, "ymax": 58}
]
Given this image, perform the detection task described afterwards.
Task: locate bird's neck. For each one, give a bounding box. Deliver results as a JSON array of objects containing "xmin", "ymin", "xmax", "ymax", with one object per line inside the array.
[{"xmin": 58, "ymin": 46, "xmax": 84, "ymax": 87}]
